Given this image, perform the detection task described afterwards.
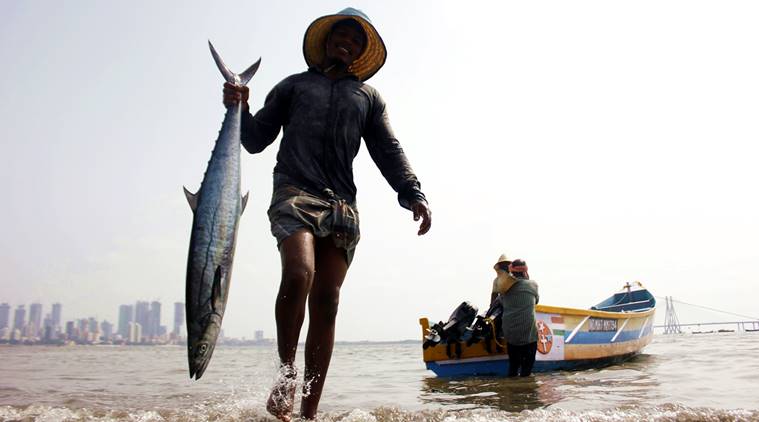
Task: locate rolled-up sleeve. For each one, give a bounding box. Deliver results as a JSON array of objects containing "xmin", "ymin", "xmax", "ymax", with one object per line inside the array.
[
  {"xmin": 241, "ymin": 80, "xmax": 290, "ymax": 154},
  {"xmin": 363, "ymin": 93, "xmax": 427, "ymax": 210}
]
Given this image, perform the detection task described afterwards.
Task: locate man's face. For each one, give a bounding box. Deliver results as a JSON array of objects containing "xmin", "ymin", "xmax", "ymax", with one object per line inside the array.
[{"xmin": 325, "ymin": 23, "xmax": 366, "ymax": 66}]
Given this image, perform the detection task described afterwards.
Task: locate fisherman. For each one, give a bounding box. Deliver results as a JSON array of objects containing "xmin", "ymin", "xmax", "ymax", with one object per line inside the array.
[
  {"xmin": 500, "ymin": 259, "xmax": 540, "ymax": 377},
  {"xmin": 223, "ymin": 8, "xmax": 431, "ymax": 421}
]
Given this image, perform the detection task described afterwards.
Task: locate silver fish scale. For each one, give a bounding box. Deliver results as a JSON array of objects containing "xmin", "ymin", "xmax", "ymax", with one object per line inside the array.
[{"xmin": 188, "ymin": 106, "xmax": 242, "ymax": 321}]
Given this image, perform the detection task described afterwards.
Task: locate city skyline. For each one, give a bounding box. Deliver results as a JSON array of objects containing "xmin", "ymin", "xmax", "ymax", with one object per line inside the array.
[
  {"xmin": 0, "ymin": 299, "xmax": 272, "ymax": 345},
  {"xmin": 0, "ymin": 298, "xmax": 177, "ymax": 333}
]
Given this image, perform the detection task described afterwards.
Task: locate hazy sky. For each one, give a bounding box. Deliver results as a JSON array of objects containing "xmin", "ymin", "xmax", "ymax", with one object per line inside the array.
[{"xmin": 1, "ymin": 1, "xmax": 757, "ymax": 340}]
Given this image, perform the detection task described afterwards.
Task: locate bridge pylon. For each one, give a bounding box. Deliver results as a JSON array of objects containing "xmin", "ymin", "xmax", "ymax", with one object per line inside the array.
[{"xmin": 663, "ymin": 296, "xmax": 682, "ymax": 334}]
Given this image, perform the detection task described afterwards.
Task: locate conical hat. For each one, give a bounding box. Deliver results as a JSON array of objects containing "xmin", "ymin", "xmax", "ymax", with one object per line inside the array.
[{"xmin": 303, "ymin": 7, "xmax": 387, "ymax": 82}]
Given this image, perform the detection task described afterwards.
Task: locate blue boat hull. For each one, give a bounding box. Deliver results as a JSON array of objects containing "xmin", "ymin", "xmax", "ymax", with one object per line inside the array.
[{"xmin": 425, "ymin": 351, "xmax": 642, "ymax": 377}]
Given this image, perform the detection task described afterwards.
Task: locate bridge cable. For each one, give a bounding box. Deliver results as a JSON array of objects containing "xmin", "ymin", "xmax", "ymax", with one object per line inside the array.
[{"xmin": 655, "ymin": 296, "xmax": 758, "ymax": 321}]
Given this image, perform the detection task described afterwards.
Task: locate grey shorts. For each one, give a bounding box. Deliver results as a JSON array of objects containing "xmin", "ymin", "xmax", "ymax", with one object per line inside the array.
[{"xmin": 267, "ymin": 184, "xmax": 360, "ymax": 266}]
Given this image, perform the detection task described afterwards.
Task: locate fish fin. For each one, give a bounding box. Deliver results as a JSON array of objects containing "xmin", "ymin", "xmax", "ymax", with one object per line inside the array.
[
  {"xmin": 208, "ymin": 41, "xmax": 235, "ymax": 84},
  {"xmin": 183, "ymin": 186, "xmax": 198, "ymax": 211},
  {"xmin": 241, "ymin": 192, "xmax": 250, "ymax": 214},
  {"xmin": 211, "ymin": 266, "xmax": 224, "ymax": 314},
  {"xmin": 208, "ymin": 40, "xmax": 261, "ymax": 86},
  {"xmin": 238, "ymin": 58, "xmax": 261, "ymax": 86}
]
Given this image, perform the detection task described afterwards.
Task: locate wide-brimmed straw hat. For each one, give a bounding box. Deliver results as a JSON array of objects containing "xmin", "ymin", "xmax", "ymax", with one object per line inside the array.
[
  {"xmin": 493, "ymin": 253, "xmax": 512, "ymax": 271},
  {"xmin": 303, "ymin": 7, "xmax": 387, "ymax": 82}
]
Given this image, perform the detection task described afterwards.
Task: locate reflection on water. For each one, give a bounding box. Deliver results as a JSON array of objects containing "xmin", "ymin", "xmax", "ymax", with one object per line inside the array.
[
  {"xmin": 419, "ymin": 353, "xmax": 661, "ymax": 412},
  {"xmin": 420, "ymin": 375, "xmax": 563, "ymax": 412}
]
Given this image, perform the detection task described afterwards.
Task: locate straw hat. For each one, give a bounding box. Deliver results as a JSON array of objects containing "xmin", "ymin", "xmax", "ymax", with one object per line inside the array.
[
  {"xmin": 303, "ymin": 7, "xmax": 387, "ymax": 82},
  {"xmin": 493, "ymin": 253, "xmax": 511, "ymax": 271}
]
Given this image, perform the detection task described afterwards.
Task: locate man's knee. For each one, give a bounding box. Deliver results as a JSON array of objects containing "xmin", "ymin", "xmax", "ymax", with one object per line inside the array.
[
  {"xmin": 279, "ymin": 264, "xmax": 315, "ymax": 301},
  {"xmin": 310, "ymin": 287, "xmax": 340, "ymax": 323}
]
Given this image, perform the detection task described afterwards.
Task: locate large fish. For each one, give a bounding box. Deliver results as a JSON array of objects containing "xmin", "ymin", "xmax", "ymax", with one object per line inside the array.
[{"xmin": 183, "ymin": 41, "xmax": 260, "ymax": 380}]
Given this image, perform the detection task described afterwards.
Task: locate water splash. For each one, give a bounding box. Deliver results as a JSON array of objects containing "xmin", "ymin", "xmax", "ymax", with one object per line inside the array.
[{"xmin": 2, "ymin": 403, "xmax": 759, "ymax": 422}]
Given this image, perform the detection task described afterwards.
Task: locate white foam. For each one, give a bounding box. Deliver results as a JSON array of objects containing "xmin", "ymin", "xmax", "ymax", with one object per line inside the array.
[{"xmin": 2, "ymin": 402, "xmax": 759, "ymax": 422}]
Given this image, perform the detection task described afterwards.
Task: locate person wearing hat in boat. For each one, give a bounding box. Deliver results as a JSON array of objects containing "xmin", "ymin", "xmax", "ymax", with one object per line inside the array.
[
  {"xmin": 223, "ymin": 7, "xmax": 431, "ymax": 421},
  {"xmin": 499, "ymin": 259, "xmax": 540, "ymax": 377}
]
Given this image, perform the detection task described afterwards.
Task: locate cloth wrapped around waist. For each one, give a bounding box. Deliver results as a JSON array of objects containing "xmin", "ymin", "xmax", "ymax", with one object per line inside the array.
[{"xmin": 267, "ymin": 183, "xmax": 360, "ymax": 265}]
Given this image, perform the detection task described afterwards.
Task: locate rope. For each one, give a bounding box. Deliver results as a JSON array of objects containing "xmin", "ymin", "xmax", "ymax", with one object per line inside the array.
[
  {"xmin": 485, "ymin": 317, "xmax": 508, "ymax": 349},
  {"xmin": 655, "ymin": 296, "xmax": 759, "ymax": 320}
]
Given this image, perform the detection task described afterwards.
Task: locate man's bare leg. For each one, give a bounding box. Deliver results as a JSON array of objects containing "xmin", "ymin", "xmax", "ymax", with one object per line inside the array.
[
  {"xmin": 267, "ymin": 230, "xmax": 316, "ymax": 422},
  {"xmin": 300, "ymin": 236, "xmax": 349, "ymax": 420}
]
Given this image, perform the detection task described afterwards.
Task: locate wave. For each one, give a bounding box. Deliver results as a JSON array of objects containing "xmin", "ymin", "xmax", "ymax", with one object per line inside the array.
[{"xmin": 2, "ymin": 403, "xmax": 758, "ymax": 422}]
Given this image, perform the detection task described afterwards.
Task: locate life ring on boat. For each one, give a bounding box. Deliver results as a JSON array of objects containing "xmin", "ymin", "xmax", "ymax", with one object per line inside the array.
[{"xmin": 536, "ymin": 320, "xmax": 553, "ymax": 354}]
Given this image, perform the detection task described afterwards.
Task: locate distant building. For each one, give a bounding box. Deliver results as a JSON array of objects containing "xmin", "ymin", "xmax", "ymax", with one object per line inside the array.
[
  {"xmin": 148, "ymin": 301, "xmax": 161, "ymax": 339},
  {"xmin": 117, "ymin": 304, "xmax": 134, "ymax": 338},
  {"xmin": 51, "ymin": 303, "xmax": 62, "ymax": 332},
  {"xmin": 29, "ymin": 303, "xmax": 43, "ymax": 338},
  {"xmin": 0, "ymin": 303, "xmax": 10, "ymax": 329},
  {"xmin": 87, "ymin": 317, "xmax": 98, "ymax": 333},
  {"xmin": 65, "ymin": 321, "xmax": 76, "ymax": 340},
  {"xmin": 101, "ymin": 320, "xmax": 113, "ymax": 342},
  {"xmin": 128, "ymin": 322, "xmax": 142, "ymax": 344},
  {"xmin": 42, "ymin": 321, "xmax": 54, "ymax": 342},
  {"xmin": 255, "ymin": 330, "xmax": 264, "ymax": 341},
  {"xmin": 173, "ymin": 302, "xmax": 184, "ymax": 336},
  {"xmin": 13, "ymin": 306, "xmax": 26, "ymax": 332},
  {"xmin": 42, "ymin": 314, "xmax": 53, "ymax": 341},
  {"xmin": 134, "ymin": 301, "xmax": 150, "ymax": 340}
]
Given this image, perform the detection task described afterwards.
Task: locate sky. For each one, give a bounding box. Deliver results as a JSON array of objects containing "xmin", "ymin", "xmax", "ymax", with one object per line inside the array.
[{"xmin": 1, "ymin": 0, "xmax": 758, "ymax": 341}]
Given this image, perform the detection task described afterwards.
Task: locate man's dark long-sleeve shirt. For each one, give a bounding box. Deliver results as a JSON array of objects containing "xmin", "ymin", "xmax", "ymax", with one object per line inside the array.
[{"xmin": 241, "ymin": 68, "xmax": 426, "ymax": 209}]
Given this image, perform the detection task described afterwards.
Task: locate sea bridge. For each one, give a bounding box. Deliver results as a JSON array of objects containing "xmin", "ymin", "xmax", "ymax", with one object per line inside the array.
[{"xmin": 654, "ymin": 296, "xmax": 759, "ymax": 334}]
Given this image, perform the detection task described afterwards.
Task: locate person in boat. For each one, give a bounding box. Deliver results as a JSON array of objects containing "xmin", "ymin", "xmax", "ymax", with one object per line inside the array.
[
  {"xmin": 500, "ymin": 259, "xmax": 540, "ymax": 377},
  {"xmin": 223, "ymin": 7, "xmax": 432, "ymax": 421}
]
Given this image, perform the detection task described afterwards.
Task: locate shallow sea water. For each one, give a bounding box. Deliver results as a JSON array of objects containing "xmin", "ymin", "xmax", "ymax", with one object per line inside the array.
[{"xmin": 1, "ymin": 332, "xmax": 758, "ymax": 421}]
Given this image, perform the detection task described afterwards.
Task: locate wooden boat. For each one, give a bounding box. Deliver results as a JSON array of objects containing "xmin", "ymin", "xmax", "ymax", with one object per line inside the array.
[{"xmin": 419, "ymin": 282, "xmax": 656, "ymax": 377}]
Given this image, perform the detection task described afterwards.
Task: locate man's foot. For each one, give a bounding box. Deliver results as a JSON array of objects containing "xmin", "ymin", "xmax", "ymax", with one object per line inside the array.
[{"xmin": 266, "ymin": 365, "xmax": 297, "ymax": 422}]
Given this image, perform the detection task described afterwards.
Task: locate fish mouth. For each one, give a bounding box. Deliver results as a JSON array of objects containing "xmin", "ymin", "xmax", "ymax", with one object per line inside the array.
[{"xmin": 188, "ymin": 341, "xmax": 214, "ymax": 380}]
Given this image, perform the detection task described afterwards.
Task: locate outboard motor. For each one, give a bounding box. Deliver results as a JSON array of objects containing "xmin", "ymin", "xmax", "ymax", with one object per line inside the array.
[
  {"xmin": 423, "ymin": 301, "xmax": 478, "ymax": 358},
  {"xmin": 467, "ymin": 296, "xmax": 505, "ymax": 353}
]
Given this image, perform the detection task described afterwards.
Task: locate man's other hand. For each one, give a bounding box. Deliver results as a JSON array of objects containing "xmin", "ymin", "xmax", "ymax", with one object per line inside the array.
[{"xmin": 411, "ymin": 201, "xmax": 432, "ymax": 236}]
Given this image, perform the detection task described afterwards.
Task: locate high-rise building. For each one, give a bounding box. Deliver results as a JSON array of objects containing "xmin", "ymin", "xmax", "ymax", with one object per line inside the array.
[
  {"xmin": 78, "ymin": 318, "xmax": 89, "ymax": 338},
  {"xmin": 42, "ymin": 315, "xmax": 54, "ymax": 342},
  {"xmin": 128, "ymin": 322, "xmax": 142, "ymax": 344},
  {"xmin": 134, "ymin": 301, "xmax": 150, "ymax": 340},
  {"xmin": 43, "ymin": 314, "xmax": 53, "ymax": 335},
  {"xmin": 65, "ymin": 321, "xmax": 75, "ymax": 340},
  {"xmin": 173, "ymin": 302, "xmax": 184, "ymax": 336},
  {"xmin": 0, "ymin": 303, "xmax": 10, "ymax": 329},
  {"xmin": 13, "ymin": 306, "xmax": 26, "ymax": 332},
  {"xmin": 51, "ymin": 303, "xmax": 62, "ymax": 331},
  {"xmin": 101, "ymin": 320, "xmax": 113, "ymax": 341},
  {"xmin": 117, "ymin": 305, "xmax": 134, "ymax": 338},
  {"xmin": 29, "ymin": 303, "xmax": 43, "ymax": 337},
  {"xmin": 255, "ymin": 330, "xmax": 264, "ymax": 341},
  {"xmin": 148, "ymin": 301, "xmax": 161, "ymax": 338},
  {"xmin": 87, "ymin": 317, "xmax": 98, "ymax": 333}
]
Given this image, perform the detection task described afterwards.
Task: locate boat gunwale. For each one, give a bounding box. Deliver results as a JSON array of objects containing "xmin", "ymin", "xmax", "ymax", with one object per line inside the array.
[{"xmin": 536, "ymin": 304, "xmax": 655, "ymax": 319}]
